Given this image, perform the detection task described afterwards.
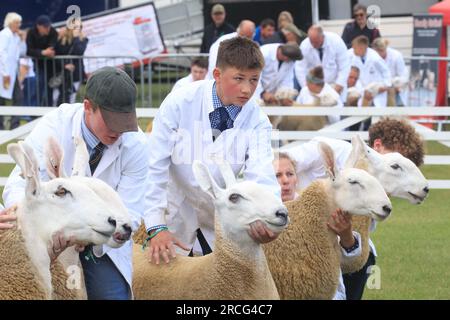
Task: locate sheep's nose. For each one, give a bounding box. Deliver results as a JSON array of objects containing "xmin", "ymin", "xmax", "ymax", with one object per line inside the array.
[
  {"xmin": 108, "ymin": 217, "xmax": 117, "ymax": 227},
  {"xmin": 423, "ymin": 186, "xmax": 429, "ymax": 194},
  {"xmin": 275, "ymin": 209, "xmax": 289, "ymax": 225},
  {"xmin": 122, "ymin": 224, "xmax": 132, "ymax": 240},
  {"xmin": 382, "ymin": 205, "xmax": 392, "ymax": 215}
]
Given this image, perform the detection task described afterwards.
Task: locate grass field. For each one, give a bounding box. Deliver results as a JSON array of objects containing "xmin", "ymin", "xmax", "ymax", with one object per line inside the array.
[{"xmin": 0, "ymin": 130, "xmax": 448, "ymax": 299}]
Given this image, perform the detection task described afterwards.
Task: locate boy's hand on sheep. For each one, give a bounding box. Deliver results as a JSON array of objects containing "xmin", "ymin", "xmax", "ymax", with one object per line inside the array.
[
  {"xmin": 248, "ymin": 220, "xmax": 279, "ymax": 244},
  {"xmin": 47, "ymin": 231, "xmax": 77, "ymax": 262},
  {"xmin": 262, "ymin": 92, "xmax": 278, "ymax": 105},
  {"xmin": 333, "ymin": 84, "xmax": 344, "ymax": 94},
  {"xmin": 148, "ymin": 230, "xmax": 190, "ymax": 264},
  {"xmin": 280, "ymin": 98, "xmax": 294, "ymax": 106},
  {"xmin": 0, "ymin": 205, "xmax": 17, "ymax": 230},
  {"xmin": 327, "ymin": 209, "xmax": 355, "ymax": 250},
  {"xmin": 363, "ymin": 91, "xmax": 374, "ymax": 101}
]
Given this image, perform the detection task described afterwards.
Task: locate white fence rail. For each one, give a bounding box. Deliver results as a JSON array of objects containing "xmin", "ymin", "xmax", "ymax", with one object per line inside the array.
[{"xmin": 0, "ymin": 106, "xmax": 448, "ymax": 189}]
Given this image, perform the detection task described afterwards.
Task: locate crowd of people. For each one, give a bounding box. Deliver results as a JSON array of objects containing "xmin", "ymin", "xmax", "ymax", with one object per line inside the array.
[{"xmin": 0, "ymin": 4, "xmax": 427, "ymax": 301}]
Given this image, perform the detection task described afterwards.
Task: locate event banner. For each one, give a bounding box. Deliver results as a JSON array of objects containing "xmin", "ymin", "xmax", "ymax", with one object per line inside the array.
[
  {"xmin": 82, "ymin": 2, "xmax": 165, "ymax": 73},
  {"xmin": 408, "ymin": 14, "xmax": 443, "ymax": 106}
]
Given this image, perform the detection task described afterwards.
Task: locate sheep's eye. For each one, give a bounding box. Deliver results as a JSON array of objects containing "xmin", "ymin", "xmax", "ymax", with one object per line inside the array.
[
  {"xmin": 229, "ymin": 193, "xmax": 241, "ymax": 203},
  {"xmin": 55, "ymin": 187, "xmax": 71, "ymax": 197},
  {"xmin": 391, "ymin": 164, "xmax": 401, "ymax": 170},
  {"xmin": 349, "ymin": 180, "xmax": 363, "ymax": 188}
]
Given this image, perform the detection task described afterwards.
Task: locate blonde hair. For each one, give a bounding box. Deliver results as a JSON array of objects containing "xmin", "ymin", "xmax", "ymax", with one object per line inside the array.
[
  {"xmin": 372, "ymin": 37, "xmax": 389, "ymax": 51},
  {"xmin": 278, "ymin": 11, "xmax": 294, "ymax": 29},
  {"xmin": 4, "ymin": 12, "xmax": 22, "ymax": 29},
  {"xmin": 274, "ymin": 152, "xmax": 297, "ymax": 173},
  {"xmin": 59, "ymin": 18, "xmax": 85, "ymax": 46}
]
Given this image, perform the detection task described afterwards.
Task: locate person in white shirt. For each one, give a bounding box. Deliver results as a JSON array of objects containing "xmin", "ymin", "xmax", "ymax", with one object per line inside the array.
[
  {"xmin": 295, "ymin": 25, "xmax": 351, "ymax": 101},
  {"xmin": 3, "ymin": 66, "xmax": 150, "ymax": 300},
  {"xmin": 255, "ymin": 42, "xmax": 302, "ymax": 105},
  {"xmin": 372, "ymin": 37, "xmax": 408, "ymax": 106},
  {"xmin": 0, "ymin": 12, "xmax": 27, "ymax": 129},
  {"xmin": 272, "ymin": 151, "xmax": 362, "ymax": 300},
  {"xmin": 206, "ymin": 20, "xmax": 255, "ymax": 80},
  {"xmin": 172, "ymin": 57, "xmax": 208, "ymax": 92},
  {"xmin": 145, "ymin": 37, "xmax": 281, "ymax": 264},
  {"xmin": 348, "ymin": 35, "xmax": 391, "ymax": 108},
  {"xmin": 284, "ymin": 118, "xmax": 425, "ymax": 300},
  {"xmin": 297, "ymin": 66, "xmax": 343, "ymax": 124}
]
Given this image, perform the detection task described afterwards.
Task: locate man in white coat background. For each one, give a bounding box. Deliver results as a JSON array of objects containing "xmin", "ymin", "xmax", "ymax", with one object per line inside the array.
[
  {"xmin": 145, "ymin": 37, "xmax": 281, "ymax": 263},
  {"xmin": 294, "ymin": 25, "xmax": 351, "ymax": 102},
  {"xmin": 0, "ymin": 12, "xmax": 26, "ymax": 130},
  {"xmin": 206, "ymin": 20, "xmax": 256, "ymax": 80},
  {"xmin": 255, "ymin": 42, "xmax": 302, "ymax": 105},
  {"xmin": 3, "ymin": 66, "xmax": 150, "ymax": 300}
]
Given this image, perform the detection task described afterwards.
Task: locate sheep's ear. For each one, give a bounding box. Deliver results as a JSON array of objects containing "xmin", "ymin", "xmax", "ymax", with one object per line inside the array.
[
  {"xmin": 192, "ymin": 160, "xmax": 223, "ymax": 199},
  {"xmin": 365, "ymin": 145, "xmax": 384, "ymax": 170},
  {"xmin": 345, "ymin": 135, "xmax": 369, "ymax": 170},
  {"xmin": 44, "ymin": 136, "xmax": 66, "ymax": 179},
  {"xmin": 212, "ymin": 156, "xmax": 236, "ymax": 188},
  {"xmin": 318, "ymin": 141, "xmax": 337, "ymax": 180},
  {"xmin": 10, "ymin": 142, "xmax": 41, "ymax": 198},
  {"xmin": 71, "ymin": 136, "xmax": 89, "ymax": 177}
]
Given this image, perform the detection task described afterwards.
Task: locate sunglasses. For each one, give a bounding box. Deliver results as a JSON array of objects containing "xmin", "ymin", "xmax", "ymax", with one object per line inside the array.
[{"xmin": 354, "ymin": 13, "xmax": 365, "ymax": 17}]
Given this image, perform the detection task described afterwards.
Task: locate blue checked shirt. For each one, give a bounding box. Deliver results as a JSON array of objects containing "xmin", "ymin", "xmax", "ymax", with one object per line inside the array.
[
  {"xmin": 81, "ymin": 113, "xmax": 107, "ymax": 156},
  {"xmin": 210, "ymin": 82, "xmax": 242, "ymax": 131}
]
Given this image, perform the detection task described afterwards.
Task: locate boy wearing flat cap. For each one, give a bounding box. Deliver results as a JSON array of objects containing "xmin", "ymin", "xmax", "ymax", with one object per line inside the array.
[{"xmin": 3, "ymin": 66, "xmax": 150, "ymax": 300}]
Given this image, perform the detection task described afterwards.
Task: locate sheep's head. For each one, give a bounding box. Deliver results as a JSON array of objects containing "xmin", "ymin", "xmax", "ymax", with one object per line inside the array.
[
  {"xmin": 318, "ymin": 141, "xmax": 392, "ymax": 221},
  {"xmin": 274, "ymin": 87, "xmax": 298, "ymax": 101},
  {"xmin": 319, "ymin": 92, "xmax": 338, "ymax": 107},
  {"xmin": 192, "ymin": 159, "xmax": 288, "ymax": 243},
  {"xmin": 7, "ymin": 138, "xmax": 132, "ymax": 248},
  {"xmin": 348, "ymin": 135, "xmax": 429, "ymax": 205}
]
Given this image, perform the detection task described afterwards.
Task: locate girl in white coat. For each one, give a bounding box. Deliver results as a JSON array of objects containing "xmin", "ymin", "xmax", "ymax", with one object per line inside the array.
[
  {"xmin": 145, "ymin": 37, "xmax": 281, "ymax": 264},
  {"xmin": 297, "ymin": 66, "xmax": 343, "ymax": 124}
]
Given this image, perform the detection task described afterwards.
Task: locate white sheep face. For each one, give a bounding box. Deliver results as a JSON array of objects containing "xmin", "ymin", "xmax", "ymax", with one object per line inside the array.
[
  {"xmin": 22, "ymin": 177, "xmax": 132, "ymax": 249},
  {"xmin": 366, "ymin": 150, "xmax": 429, "ymax": 204},
  {"xmin": 332, "ymin": 168, "xmax": 392, "ymax": 221}
]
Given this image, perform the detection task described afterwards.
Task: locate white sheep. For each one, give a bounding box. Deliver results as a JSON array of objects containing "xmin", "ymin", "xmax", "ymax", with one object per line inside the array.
[
  {"xmin": 263, "ymin": 140, "xmax": 392, "ymax": 299},
  {"xmin": 0, "ymin": 138, "xmax": 132, "ymax": 300},
  {"xmin": 132, "ymin": 160, "xmax": 289, "ymax": 300}
]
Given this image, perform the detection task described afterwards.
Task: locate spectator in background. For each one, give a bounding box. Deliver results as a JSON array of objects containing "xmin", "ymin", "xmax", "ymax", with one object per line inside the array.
[
  {"xmin": 263, "ymin": 11, "xmax": 294, "ymax": 44},
  {"xmin": 342, "ymin": 4, "xmax": 381, "ymax": 49},
  {"xmin": 253, "ymin": 18, "xmax": 276, "ymax": 45},
  {"xmin": 0, "ymin": 12, "xmax": 26, "ymax": 130},
  {"xmin": 273, "ymin": 152, "xmax": 299, "ymax": 202},
  {"xmin": 200, "ymin": 4, "xmax": 235, "ymax": 53},
  {"xmin": 54, "ymin": 18, "xmax": 88, "ymax": 105},
  {"xmin": 26, "ymin": 15, "xmax": 58, "ymax": 106},
  {"xmin": 172, "ymin": 57, "xmax": 208, "ymax": 92}
]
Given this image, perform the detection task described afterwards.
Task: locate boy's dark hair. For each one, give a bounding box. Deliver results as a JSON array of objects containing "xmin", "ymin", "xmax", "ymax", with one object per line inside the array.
[
  {"xmin": 216, "ymin": 37, "xmax": 264, "ymax": 71},
  {"xmin": 352, "ymin": 35, "xmax": 369, "ymax": 47},
  {"xmin": 368, "ymin": 118, "xmax": 425, "ymax": 166},
  {"xmin": 191, "ymin": 57, "xmax": 208, "ymax": 69},
  {"xmin": 260, "ymin": 18, "xmax": 275, "ymax": 29}
]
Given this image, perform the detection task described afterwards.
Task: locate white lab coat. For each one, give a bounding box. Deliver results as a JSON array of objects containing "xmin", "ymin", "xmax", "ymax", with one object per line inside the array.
[
  {"xmin": 0, "ymin": 27, "xmax": 26, "ymax": 99},
  {"xmin": 206, "ymin": 32, "xmax": 237, "ymax": 80},
  {"xmin": 284, "ymin": 136, "xmax": 378, "ymax": 256},
  {"xmin": 3, "ymin": 103, "xmax": 150, "ymax": 289},
  {"xmin": 254, "ymin": 43, "xmax": 295, "ymax": 98},
  {"xmin": 348, "ymin": 47, "xmax": 392, "ymax": 107},
  {"xmin": 295, "ymin": 31, "xmax": 351, "ymax": 91},
  {"xmin": 172, "ymin": 74, "xmax": 193, "ymax": 92},
  {"xmin": 297, "ymin": 83, "xmax": 343, "ymax": 124},
  {"xmin": 144, "ymin": 79, "xmax": 280, "ymax": 252},
  {"xmin": 384, "ymin": 47, "xmax": 408, "ymax": 105}
]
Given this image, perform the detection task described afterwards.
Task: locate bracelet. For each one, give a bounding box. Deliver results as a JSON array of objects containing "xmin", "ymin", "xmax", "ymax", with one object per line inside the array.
[
  {"xmin": 343, "ymin": 236, "xmax": 359, "ymax": 253},
  {"xmin": 148, "ymin": 226, "xmax": 169, "ymax": 239}
]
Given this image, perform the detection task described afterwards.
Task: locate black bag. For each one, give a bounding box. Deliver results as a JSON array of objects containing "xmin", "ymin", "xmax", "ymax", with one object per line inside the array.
[{"xmin": 48, "ymin": 42, "xmax": 75, "ymax": 89}]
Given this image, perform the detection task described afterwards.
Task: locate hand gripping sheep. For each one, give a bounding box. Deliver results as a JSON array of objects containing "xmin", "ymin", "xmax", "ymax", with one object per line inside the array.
[
  {"xmin": 340, "ymin": 135, "xmax": 429, "ymax": 274},
  {"xmin": 263, "ymin": 141, "xmax": 392, "ymax": 299},
  {"xmin": 132, "ymin": 159, "xmax": 289, "ymax": 300},
  {"xmin": 0, "ymin": 137, "xmax": 132, "ymax": 300}
]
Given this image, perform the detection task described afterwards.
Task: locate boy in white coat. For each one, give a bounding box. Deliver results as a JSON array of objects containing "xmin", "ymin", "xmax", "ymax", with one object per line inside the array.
[
  {"xmin": 145, "ymin": 37, "xmax": 281, "ymax": 264},
  {"xmin": 3, "ymin": 67, "xmax": 150, "ymax": 299}
]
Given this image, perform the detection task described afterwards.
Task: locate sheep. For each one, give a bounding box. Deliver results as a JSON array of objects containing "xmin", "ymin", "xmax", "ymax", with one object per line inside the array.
[
  {"xmin": 0, "ymin": 138, "xmax": 132, "ymax": 300},
  {"xmin": 132, "ymin": 159, "xmax": 289, "ymax": 300},
  {"xmin": 346, "ymin": 87, "xmax": 361, "ymax": 106},
  {"xmin": 263, "ymin": 141, "xmax": 392, "ymax": 299}
]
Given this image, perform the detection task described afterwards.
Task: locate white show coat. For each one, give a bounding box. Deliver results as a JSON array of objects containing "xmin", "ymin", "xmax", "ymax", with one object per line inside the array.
[
  {"xmin": 0, "ymin": 27, "xmax": 26, "ymax": 99},
  {"xmin": 384, "ymin": 47, "xmax": 408, "ymax": 105},
  {"xmin": 254, "ymin": 43, "xmax": 295, "ymax": 98},
  {"xmin": 144, "ymin": 79, "xmax": 281, "ymax": 252},
  {"xmin": 3, "ymin": 103, "xmax": 150, "ymax": 288},
  {"xmin": 297, "ymin": 83, "xmax": 343, "ymax": 124},
  {"xmin": 172, "ymin": 74, "xmax": 193, "ymax": 92},
  {"xmin": 348, "ymin": 47, "xmax": 391, "ymax": 107},
  {"xmin": 284, "ymin": 136, "xmax": 378, "ymax": 256},
  {"xmin": 206, "ymin": 32, "xmax": 237, "ymax": 80},
  {"xmin": 295, "ymin": 31, "xmax": 350, "ymax": 91}
]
